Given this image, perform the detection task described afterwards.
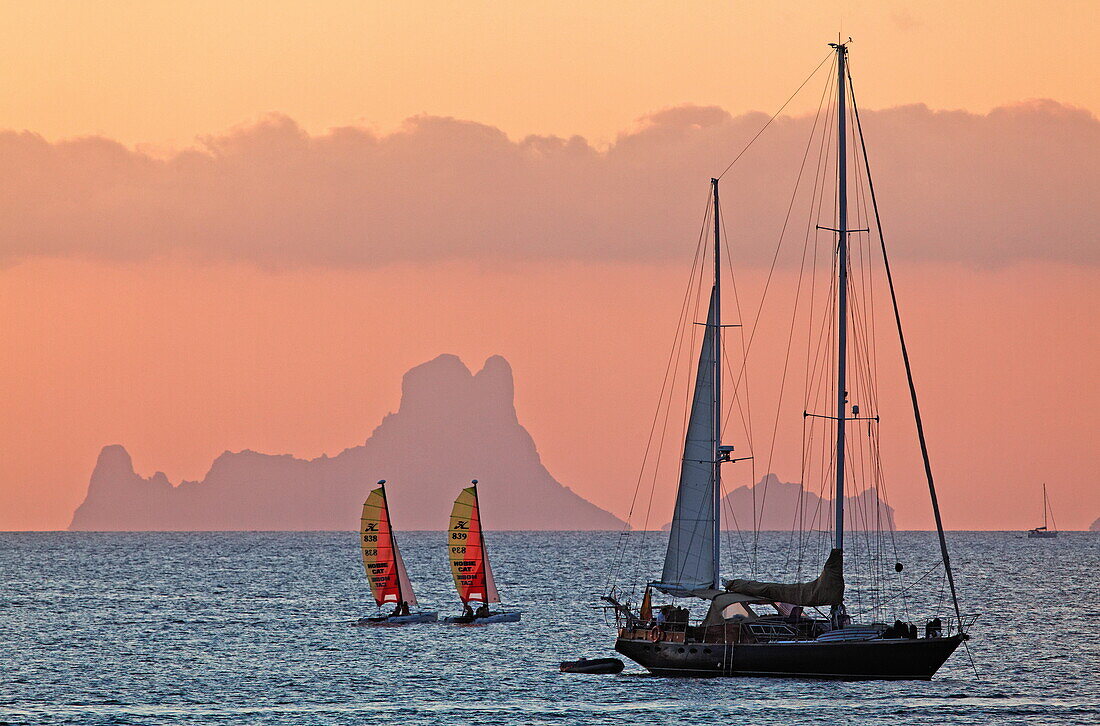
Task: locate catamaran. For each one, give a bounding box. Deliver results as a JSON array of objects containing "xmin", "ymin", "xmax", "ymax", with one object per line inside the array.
[
  {"xmin": 356, "ymin": 480, "xmax": 437, "ymax": 625},
  {"xmin": 443, "ymin": 480, "xmax": 521, "ymax": 623},
  {"xmin": 1027, "ymin": 483, "xmax": 1058, "ymax": 538},
  {"xmin": 603, "ymin": 41, "xmax": 971, "ymax": 679}
]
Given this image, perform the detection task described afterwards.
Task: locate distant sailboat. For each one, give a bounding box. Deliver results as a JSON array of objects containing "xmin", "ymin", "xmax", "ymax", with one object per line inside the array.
[
  {"xmin": 1027, "ymin": 484, "xmax": 1058, "ymax": 539},
  {"xmin": 356, "ymin": 480, "xmax": 437, "ymax": 625},
  {"xmin": 443, "ymin": 480, "xmax": 521, "ymax": 624}
]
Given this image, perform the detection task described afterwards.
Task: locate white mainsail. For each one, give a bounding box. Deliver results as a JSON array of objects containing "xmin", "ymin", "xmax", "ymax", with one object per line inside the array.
[{"xmin": 657, "ymin": 287, "xmax": 718, "ymax": 596}]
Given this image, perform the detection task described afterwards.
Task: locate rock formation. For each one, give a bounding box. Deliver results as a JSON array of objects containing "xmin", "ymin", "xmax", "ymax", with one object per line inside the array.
[{"xmin": 70, "ymin": 355, "xmax": 624, "ymax": 531}]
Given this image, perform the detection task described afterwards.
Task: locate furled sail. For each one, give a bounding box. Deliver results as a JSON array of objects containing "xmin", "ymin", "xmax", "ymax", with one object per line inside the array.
[
  {"xmin": 656, "ymin": 288, "xmax": 718, "ymax": 596},
  {"xmin": 723, "ymin": 548, "xmax": 844, "ymax": 606},
  {"xmin": 361, "ymin": 486, "xmax": 418, "ymax": 607},
  {"xmin": 448, "ymin": 484, "xmax": 500, "ymax": 603}
]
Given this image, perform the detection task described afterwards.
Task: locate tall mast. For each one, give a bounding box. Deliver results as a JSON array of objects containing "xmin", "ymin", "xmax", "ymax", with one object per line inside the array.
[
  {"xmin": 379, "ymin": 479, "xmax": 403, "ymax": 605},
  {"xmin": 711, "ymin": 177, "xmax": 722, "ymax": 589},
  {"xmin": 471, "ymin": 479, "xmax": 489, "ymax": 594},
  {"xmin": 832, "ymin": 42, "xmax": 850, "ymax": 555}
]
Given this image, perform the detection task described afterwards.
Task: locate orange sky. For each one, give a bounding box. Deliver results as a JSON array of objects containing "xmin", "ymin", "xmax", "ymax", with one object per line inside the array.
[
  {"xmin": 0, "ymin": 260, "xmax": 1095, "ymax": 531},
  {"xmin": 0, "ymin": 1, "xmax": 1097, "ymax": 149},
  {"xmin": 0, "ymin": 1, "xmax": 1097, "ymax": 530}
]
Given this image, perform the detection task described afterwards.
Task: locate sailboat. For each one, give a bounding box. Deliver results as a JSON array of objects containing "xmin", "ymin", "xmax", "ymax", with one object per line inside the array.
[
  {"xmin": 1027, "ymin": 484, "xmax": 1058, "ymax": 538},
  {"xmin": 603, "ymin": 41, "xmax": 969, "ymax": 679},
  {"xmin": 355, "ymin": 480, "xmax": 438, "ymax": 625},
  {"xmin": 443, "ymin": 480, "xmax": 521, "ymax": 623}
]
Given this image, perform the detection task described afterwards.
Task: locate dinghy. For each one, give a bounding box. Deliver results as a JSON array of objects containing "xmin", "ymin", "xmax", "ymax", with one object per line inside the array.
[
  {"xmin": 443, "ymin": 480, "xmax": 521, "ymax": 624},
  {"xmin": 559, "ymin": 657, "xmax": 625, "ymax": 674},
  {"xmin": 355, "ymin": 480, "xmax": 437, "ymax": 625}
]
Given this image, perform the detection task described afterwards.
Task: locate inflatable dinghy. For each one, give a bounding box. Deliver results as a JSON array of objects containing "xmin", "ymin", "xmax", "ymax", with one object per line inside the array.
[{"xmin": 559, "ymin": 657, "xmax": 625, "ymax": 674}]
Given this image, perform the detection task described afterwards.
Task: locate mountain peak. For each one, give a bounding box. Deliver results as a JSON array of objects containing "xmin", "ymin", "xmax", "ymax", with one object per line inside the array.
[
  {"xmin": 475, "ymin": 354, "xmax": 514, "ymax": 397},
  {"xmin": 92, "ymin": 444, "xmax": 135, "ymax": 478},
  {"xmin": 398, "ymin": 354, "xmax": 516, "ymax": 422},
  {"xmin": 70, "ymin": 355, "xmax": 621, "ymax": 530}
]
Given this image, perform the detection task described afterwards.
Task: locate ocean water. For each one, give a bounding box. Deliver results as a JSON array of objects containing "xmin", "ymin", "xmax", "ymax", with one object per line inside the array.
[{"xmin": 1, "ymin": 531, "xmax": 1097, "ymax": 725}]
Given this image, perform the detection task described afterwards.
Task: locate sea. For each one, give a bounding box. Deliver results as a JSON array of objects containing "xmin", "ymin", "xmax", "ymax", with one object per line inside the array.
[{"xmin": 1, "ymin": 531, "xmax": 1097, "ymax": 725}]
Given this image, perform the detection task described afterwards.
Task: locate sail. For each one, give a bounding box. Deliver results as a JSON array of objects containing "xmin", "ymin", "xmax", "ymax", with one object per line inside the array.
[
  {"xmin": 724, "ymin": 548, "xmax": 844, "ymax": 606},
  {"xmin": 361, "ymin": 486, "xmax": 418, "ymax": 607},
  {"xmin": 656, "ymin": 287, "xmax": 718, "ymax": 596},
  {"xmin": 448, "ymin": 485, "xmax": 500, "ymax": 604}
]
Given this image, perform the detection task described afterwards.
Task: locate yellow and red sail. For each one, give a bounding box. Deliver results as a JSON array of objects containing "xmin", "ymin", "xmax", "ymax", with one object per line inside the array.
[
  {"xmin": 361, "ymin": 486, "xmax": 417, "ymax": 607},
  {"xmin": 448, "ymin": 485, "xmax": 499, "ymax": 604}
]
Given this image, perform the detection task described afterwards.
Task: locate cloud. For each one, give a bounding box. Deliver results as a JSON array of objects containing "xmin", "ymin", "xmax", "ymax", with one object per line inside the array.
[{"xmin": 0, "ymin": 100, "xmax": 1096, "ymax": 267}]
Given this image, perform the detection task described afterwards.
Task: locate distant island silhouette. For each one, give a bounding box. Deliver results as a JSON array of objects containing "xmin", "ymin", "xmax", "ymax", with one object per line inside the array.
[
  {"xmin": 722, "ymin": 474, "xmax": 896, "ymax": 531},
  {"xmin": 1090, "ymin": 517, "xmax": 1100, "ymax": 532},
  {"xmin": 659, "ymin": 475, "xmax": 896, "ymax": 532},
  {"xmin": 69, "ymin": 355, "xmax": 625, "ymax": 531}
]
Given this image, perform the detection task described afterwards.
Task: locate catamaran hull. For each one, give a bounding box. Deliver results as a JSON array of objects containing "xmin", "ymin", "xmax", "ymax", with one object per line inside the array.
[
  {"xmin": 355, "ymin": 611, "xmax": 439, "ymax": 626},
  {"xmin": 443, "ymin": 611, "xmax": 522, "ymax": 624},
  {"xmin": 615, "ymin": 635, "xmax": 963, "ymax": 680}
]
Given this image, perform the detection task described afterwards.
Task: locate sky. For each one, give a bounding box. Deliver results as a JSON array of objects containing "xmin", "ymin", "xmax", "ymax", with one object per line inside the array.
[{"xmin": 0, "ymin": 1, "xmax": 1097, "ymax": 530}]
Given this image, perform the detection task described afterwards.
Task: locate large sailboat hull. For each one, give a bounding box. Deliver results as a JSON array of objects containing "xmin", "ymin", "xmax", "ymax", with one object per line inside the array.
[
  {"xmin": 1027, "ymin": 529, "xmax": 1057, "ymax": 538},
  {"xmin": 615, "ymin": 634, "xmax": 963, "ymax": 680}
]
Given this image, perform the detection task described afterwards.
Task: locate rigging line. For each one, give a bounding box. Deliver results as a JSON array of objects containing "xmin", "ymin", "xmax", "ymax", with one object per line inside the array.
[
  {"xmin": 748, "ymin": 62, "xmax": 834, "ymax": 558},
  {"xmin": 962, "ymin": 639, "xmax": 981, "ymax": 681},
  {"xmin": 847, "ymin": 62, "xmax": 964, "ymax": 627},
  {"xmin": 717, "ymin": 88, "xmax": 838, "ymax": 511},
  {"xmin": 802, "ymin": 94, "xmax": 840, "ymax": 413},
  {"xmin": 710, "ymin": 194, "xmax": 761, "ymax": 572},
  {"xmin": 1046, "ymin": 486, "xmax": 1059, "ymax": 532},
  {"xmin": 795, "ymin": 73, "xmax": 836, "ymax": 576},
  {"xmin": 612, "ymin": 186, "xmax": 712, "ymax": 593},
  {"xmin": 643, "ymin": 197, "xmax": 710, "ymax": 531},
  {"xmin": 716, "ymin": 205, "xmax": 758, "ymax": 549},
  {"xmin": 789, "ymin": 214, "xmax": 825, "ymax": 574},
  {"xmin": 803, "ymin": 65, "xmax": 837, "ymax": 410},
  {"xmin": 849, "ymin": 101, "xmax": 882, "ymax": 414},
  {"xmin": 847, "ymin": 107, "xmax": 904, "ymax": 603},
  {"xmin": 722, "ymin": 52, "xmax": 837, "ymax": 432},
  {"xmin": 806, "ymin": 267, "xmax": 838, "ymax": 542},
  {"xmin": 716, "ymin": 51, "xmax": 834, "ymax": 181}
]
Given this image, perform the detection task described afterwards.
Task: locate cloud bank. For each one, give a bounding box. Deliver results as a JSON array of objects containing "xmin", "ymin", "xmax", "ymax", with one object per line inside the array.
[{"xmin": 0, "ymin": 100, "xmax": 1096, "ymax": 267}]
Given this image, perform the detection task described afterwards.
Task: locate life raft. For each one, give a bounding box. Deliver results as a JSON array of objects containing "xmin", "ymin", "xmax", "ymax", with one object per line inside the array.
[{"xmin": 559, "ymin": 657, "xmax": 625, "ymax": 675}]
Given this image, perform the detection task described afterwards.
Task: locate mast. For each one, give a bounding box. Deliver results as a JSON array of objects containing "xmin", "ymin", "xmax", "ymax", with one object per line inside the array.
[
  {"xmin": 847, "ymin": 52, "xmax": 965, "ymax": 627},
  {"xmin": 471, "ymin": 479, "xmax": 489, "ymax": 599},
  {"xmin": 832, "ymin": 41, "xmax": 850, "ymax": 554},
  {"xmin": 1043, "ymin": 483, "xmax": 1048, "ymax": 529},
  {"xmin": 711, "ymin": 177, "xmax": 722, "ymax": 590},
  {"xmin": 379, "ymin": 479, "xmax": 403, "ymax": 605}
]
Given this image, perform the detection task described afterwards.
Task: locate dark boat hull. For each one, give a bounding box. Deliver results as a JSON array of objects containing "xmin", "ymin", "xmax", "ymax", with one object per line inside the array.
[
  {"xmin": 560, "ymin": 657, "xmax": 625, "ymax": 674},
  {"xmin": 616, "ymin": 634, "xmax": 963, "ymax": 680}
]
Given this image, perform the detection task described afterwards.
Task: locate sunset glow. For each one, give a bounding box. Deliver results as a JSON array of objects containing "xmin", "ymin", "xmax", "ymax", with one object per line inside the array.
[{"xmin": 0, "ymin": 1, "xmax": 1096, "ymax": 531}]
